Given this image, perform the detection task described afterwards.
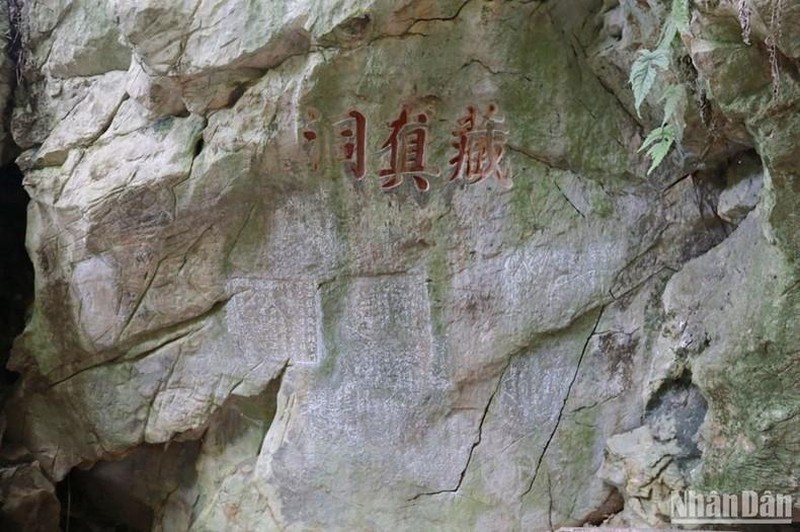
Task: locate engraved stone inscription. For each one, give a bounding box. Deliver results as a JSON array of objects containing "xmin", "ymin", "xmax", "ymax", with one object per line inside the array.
[
  {"xmin": 301, "ymin": 103, "xmax": 511, "ymax": 192},
  {"xmin": 225, "ymin": 279, "xmax": 317, "ymax": 365}
]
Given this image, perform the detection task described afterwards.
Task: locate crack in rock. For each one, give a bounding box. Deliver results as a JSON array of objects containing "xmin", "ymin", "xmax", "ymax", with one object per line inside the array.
[
  {"xmin": 520, "ymin": 305, "xmax": 605, "ymax": 498},
  {"xmin": 408, "ymin": 355, "xmax": 513, "ymax": 501}
]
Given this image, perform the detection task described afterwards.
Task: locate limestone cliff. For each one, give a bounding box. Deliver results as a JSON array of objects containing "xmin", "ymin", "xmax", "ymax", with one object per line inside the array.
[{"xmin": 0, "ymin": 0, "xmax": 799, "ymax": 530}]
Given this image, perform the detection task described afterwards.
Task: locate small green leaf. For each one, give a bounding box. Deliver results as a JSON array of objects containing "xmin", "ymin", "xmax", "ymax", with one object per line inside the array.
[
  {"xmin": 646, "ymin": 138, "xmax": 674, "ymax": 174},
  {"xmin": 660, "ymin": 84, "xmax": 685, "ymax": 125},
  {"xmin": 657, "ymin": 17, "xmax": 678, "ymax": 50},
  {"xmin": 638, "ymin": 125, "xmax": 670, "ymax": 152},
  {"xmin": 630, "ymin": 48, "xmax": 670, "ymax": 117},
  {"xmin": 671, "ymin": 0, "xmax": 691, "ymax": 34},
  {"xmin": 639, "ymin": 125, "xmax": 676, "ymax": 174}
]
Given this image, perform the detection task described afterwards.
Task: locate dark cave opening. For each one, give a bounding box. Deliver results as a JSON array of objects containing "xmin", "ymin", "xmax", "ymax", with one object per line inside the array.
[
  {"xmin": 0, "ymin": 162, "xmax": 32, "ymax": 404},
  {"xmin": 644, "ymin": 369, "xmax": 708, "ymax": 471},
  {"xmin": 57, "ymin": 466, "xmax": 154, "ymax": 532},
  {"xmin": 56, "ymin": 441, "xmax": 201, "ymax": 532}
]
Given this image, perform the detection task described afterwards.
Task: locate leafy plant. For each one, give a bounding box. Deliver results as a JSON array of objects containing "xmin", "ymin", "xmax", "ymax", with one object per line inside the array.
[
  {"xmin": 637, "ymin": 82, "xmax": 688, "ymax": 174},
  {"xmin": 639, "ymin": 125, "xmax": 676, "ymax": 174},
  {"xmin": 659, "ymin": 83, "xmax": 685, "ymax": 130},
  {"xmin": 672, "ymin": 0, "xmax": 691, "ymax": 33},
  {"xmin": 631, "ymin": 49, "xmax": 670, "ymax": 117},
  {"xmin": 628, "ymin": 0, "xmax": 691, "ymax": 174}
]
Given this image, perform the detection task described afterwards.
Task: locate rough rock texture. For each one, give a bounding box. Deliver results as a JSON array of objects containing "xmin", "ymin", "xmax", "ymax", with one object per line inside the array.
[
  {"xmin": 0, "ymin": 0, "xmax": 14, "ymax": 166},
  {"xmin": 0, "ymin": 460, "xmax": 60, "ymax": 532},
  {"xmin": 1, "ymin": 0, "xmax": 800, "ymax": 530}
]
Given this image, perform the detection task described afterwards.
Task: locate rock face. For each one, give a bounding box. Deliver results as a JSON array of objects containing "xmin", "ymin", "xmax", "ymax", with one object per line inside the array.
[{"xmin": 1, "ymin": 0, "xmax": 800, "ymax": 530}]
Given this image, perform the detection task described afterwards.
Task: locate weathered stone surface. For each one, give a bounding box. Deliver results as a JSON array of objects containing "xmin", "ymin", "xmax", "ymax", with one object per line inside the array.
[
  {"xmin": 0, "ymin": 462, "xmax": 60, "ymax": 532},
  {"xmin": 11, "ymin": 0, "xmax": 131, "ymax": 150},
  {"xmin": 717, "ymin": 151, "xmax": 763, "ymax": 224},
  {"xmin": 34, "ymin": 70, "xmax": 128, "ymax": 167},
  {"xmin": 1, "ymin": 0, "xmax": 800, "ymax": 530},
  {"xmin": 599, "ymin": 425, "xmax": 685, "ymax": 526},
  {"xmin": 0, "ymin": 0, "xmax": 15, "ymax": 165},
  {"xmin": 44, "ymin": 0, "xmax": 130, "ymax": 78}
]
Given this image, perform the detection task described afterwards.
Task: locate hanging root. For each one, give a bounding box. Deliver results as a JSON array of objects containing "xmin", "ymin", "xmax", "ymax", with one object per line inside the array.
[
  {"xmin": 766, "ymin": 0, "xmax": 783, "ymax": 99},
  {"xmin": 736, "ymin": 0, "xmax": 751, "ymax": 45},
  {"xmin": 5, "ymin": 0, "xmax": 25, "ymax": 83}
]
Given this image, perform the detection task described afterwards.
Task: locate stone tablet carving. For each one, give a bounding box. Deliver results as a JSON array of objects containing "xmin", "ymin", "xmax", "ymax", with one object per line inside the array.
[{"xmin": 225, "ymin": 279, "xmax": 317, "ymax": 365}]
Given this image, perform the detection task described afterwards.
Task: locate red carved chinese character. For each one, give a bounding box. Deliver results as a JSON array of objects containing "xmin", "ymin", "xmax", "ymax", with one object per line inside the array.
[
  {"xmin": 301, "ymin": 107, "xmax": 322, "ymax": 172},
  {"xmin": 336, "ymin": 110, "xmax": 367, "ymax": 180},
  {"xmin": 378, "ymin": 107, "xmax": 438, "ymax": 192},
  {"xmin": 449, "ymin": 104, "xmax": 511, "ymax": 188}
]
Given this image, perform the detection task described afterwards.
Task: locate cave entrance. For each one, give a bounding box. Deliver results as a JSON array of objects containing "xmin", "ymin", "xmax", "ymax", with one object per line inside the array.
[
  {"xmin": 0, "ymin": 162, "xmax": 32, "ymax": 402},
  {"xmin": 56, "ymin": 441, "xmax": 200, "ymax": 532}
]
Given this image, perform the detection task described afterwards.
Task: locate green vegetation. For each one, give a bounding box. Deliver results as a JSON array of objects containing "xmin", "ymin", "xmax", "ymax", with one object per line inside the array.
[
  {"xmin": 630, "ymin": 0, "xmax": 788, "ymax": 174},
  {"xmin": 629, "ymin": 0, "xmax": 690, "ymax": 174}
]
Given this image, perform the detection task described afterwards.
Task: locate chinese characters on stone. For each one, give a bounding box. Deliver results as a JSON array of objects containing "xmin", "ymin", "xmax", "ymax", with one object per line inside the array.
[
  {"xmin": 336, "ymin": 110, "xmax": 366, "ymax": 181},
  {"xmin": 448, "ymin": 104, "xmax": 511, "ymax": 188},
  {"xmin": 301, "ymin": 104, "xmax": 512, "ymax": 191}
]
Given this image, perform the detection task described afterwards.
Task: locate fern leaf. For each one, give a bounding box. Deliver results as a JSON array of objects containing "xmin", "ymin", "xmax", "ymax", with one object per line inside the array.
[
  {"xmin": 639, "ymin": 125, "xmax": 667, "ymax": 152},
  {"xmin": 639, "ymin": 125, "xmax": 676, "ymax": 174},
  {"xmin": 657, "ymin": 18, "xmax": 678, "ymax": 50},
  {"xmin": 660, "ymin": 84, "xmax": 685, "ymax": 125},
  {"xmin": 672, "ymin": 0, "xmax": 691, "ymax": 34},
  {"xmin": 646, "ymin": 138, "xmax": 674, "ymax": 174},
  {"xmin": 630, "ymin": 48, "xmax": 670, "ymax": 117}
]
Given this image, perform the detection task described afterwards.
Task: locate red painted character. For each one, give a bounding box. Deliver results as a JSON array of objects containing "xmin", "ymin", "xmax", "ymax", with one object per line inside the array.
[
  {"xmin": 301, "ymin": 107, "xmax": 322, "ymax": 172},
  {"xmin": 449, "ymin": 104, "xmax": 511, "ymax": 188},
  {"xmin": 336, "ymin": 110, "xmax": 367, "ymax": 180},
  {"xmin": 378, "ymin": 106, "xmax": 438, "ymax": 192}
]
